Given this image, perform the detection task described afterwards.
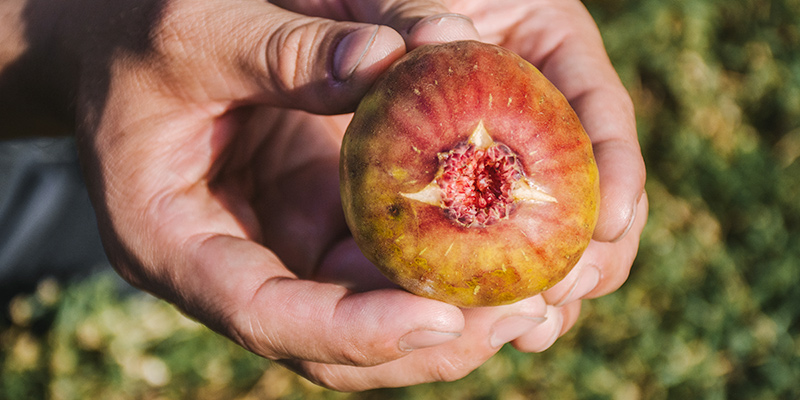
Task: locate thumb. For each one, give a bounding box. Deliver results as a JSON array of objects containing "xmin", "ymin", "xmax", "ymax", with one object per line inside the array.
[
  {"xmin": 183, "ymin": 236, "xmax": 465, "ymax": 367},
  {"xmin": 270, "ymin": 0, "xmax": 481, "ymax": 49},
  {"xmin": 169, "ymin": 2, "xmax": 406, "ymax": 114}
]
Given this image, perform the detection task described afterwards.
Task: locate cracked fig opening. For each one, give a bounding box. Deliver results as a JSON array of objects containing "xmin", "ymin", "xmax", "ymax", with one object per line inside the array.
[{"xmin": 401, "ymin": 121, "xmax": 557, "ymax": 228}]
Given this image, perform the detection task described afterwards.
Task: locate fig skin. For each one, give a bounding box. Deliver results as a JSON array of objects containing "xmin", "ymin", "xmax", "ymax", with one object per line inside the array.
[{"xmin": 339, "ymin": 40, "xmax": 599, "ymax": 308}]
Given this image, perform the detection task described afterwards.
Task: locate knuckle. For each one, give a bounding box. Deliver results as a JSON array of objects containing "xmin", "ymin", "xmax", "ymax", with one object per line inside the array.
[
  {"xmin": 304, "ymin": 363, "xmax": 368, "ymax": 392},
  {"xmin": 261, "ymin": 19, "xmax": 327, "ymax": 102},
  {"xmin": 334, "ymin": 342, "xmax": 374, "ymax": 366},
  {"xmin": 226, "ymin": 311, "xmax": 284, "ymax": 361},
  {"xmin": 263, "ymin": 21, "xmax": 304, "ymax": 93},
  {"xmin": 298, "ymin": 363, "xmax": 339, "ymax": 390},
  {"xmin": 259, "ymin": 19, "xmax": 367, "ymax": 113},
  {"xmin": 428, "ymin": 353, "xmax": 477, "ymax": 383}
]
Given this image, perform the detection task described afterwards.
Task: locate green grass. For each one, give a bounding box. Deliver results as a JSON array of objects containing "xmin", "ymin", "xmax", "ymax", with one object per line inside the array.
[{"xmin": 3, "ymin": 0, "xmax": 800, "ymax": 398}]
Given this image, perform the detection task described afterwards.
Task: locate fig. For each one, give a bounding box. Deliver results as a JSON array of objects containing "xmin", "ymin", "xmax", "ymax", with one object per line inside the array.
[{"xmin": 339, "ymin": 40, "xmax": 599, "ymax": 307}]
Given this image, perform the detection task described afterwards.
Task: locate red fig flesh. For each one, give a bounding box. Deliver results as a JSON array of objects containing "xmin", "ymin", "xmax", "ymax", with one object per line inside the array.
[{"xmin": 340, "ymin": 41, "xmax": 599, "ymax": 307}]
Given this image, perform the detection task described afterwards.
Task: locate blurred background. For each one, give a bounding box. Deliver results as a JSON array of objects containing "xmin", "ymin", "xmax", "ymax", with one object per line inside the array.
[{"xmin": 2, "ymin": 0, "xmax": 799, "ymax": 398}]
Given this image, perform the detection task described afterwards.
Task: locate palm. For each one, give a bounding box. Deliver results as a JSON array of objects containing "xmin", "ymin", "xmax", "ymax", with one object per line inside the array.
[
  {"xmin": 205, "ymin": 108, "xmax": 389, "ymax": 288},
  {"xmin": 212, "ymin": 108, "xmax": 341, "ymax": 274},
  {"xmin": 77, "ymin": 0, "xmax": 645, "ymax": 390}
]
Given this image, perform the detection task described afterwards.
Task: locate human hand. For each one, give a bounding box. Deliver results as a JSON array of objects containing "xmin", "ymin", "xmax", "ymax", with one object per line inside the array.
[
  {"xmin": 49, "ymin": 0, "xmax": 647, "ymax": 392},
  {"xmin": 445, "ymin": 0, "xmax": 648, "ymax": 350}
]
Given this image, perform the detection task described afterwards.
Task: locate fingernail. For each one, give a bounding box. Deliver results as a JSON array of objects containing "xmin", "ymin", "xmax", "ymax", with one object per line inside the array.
[
  {"xmin": 399, "ymin": 330, "xmax": 461, "ymax": 351},
  {"xmin": 611, "ymin": 191, "xmax": 643, "ymax": 243},
  {"xmin": 407, "ymin": 13, "xmax": 480, "ymax": 42},
  {"xmin": 554, "ymin": 265, "xmax": 601, "ymax": 307},
  {"xmin": 333, "ymin": 26, "xmax": 380, "ymax": 82},
  {"xmin": 489, "ymin": 316, "xmax": 547, "ymax": 349}
]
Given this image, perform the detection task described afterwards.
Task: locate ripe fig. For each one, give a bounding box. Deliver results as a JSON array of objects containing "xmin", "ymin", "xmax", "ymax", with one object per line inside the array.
[{"xmin": 339, "ymin": 40, "xmax": 599, "ymax": 307}]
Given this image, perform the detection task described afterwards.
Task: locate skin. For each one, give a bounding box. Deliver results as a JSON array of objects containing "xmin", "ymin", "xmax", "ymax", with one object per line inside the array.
[
  {"xmin": 341, "ymin": 41, "xmax": 600, "ymax": 307},
  {"xmin": 0, "ymin": 0, "xmax": 648, "ymax": 392}
]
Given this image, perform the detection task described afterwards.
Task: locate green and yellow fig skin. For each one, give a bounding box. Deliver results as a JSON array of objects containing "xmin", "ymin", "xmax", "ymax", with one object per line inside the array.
[{"xmin": 339, "ymin": 40, "xmax": 599, "ymax": 308}]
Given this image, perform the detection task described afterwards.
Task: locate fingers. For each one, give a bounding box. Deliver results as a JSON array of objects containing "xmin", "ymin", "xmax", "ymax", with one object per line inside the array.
[
  {"xmin": 543, "ymin": 191, "xmax": 648, "ymax": 306},
  {"xmin": 270, "ymin": 0, "xmax": 480, "ymax": 48},
  {"xmin": 571, "ymin": 90, "xmax": 646, "ymax": 243},
  {"xmin": 582, "ymin": 192, "xmax": 649, "ymax": 298},
  {"xmin": 460, "ymin": 1, "xmax": 646, "ymax": 358},
  {"xmin": 495, "ymin": 0, "xmax": 646, "ymax": 243},
  {"xmin": 400, "ymin": 13, "xmax": 481, "ymax": 49},
  {"xmin": 288, "ymin": 295, "xmax": 548, "ymax": 391},
  {"xmin": 541, "ymin": 262, "xmax": 602, "ymax": 308},
  {"xmin": 510, "ymin": 302, "xmax": 581, "ymax": 353},
  {"xmin": 548, "ymin": 51, "xmax": 645, "ymax": 244},
  {"xmin": 344, "ymin": 0, "xmax": 481, "ymax": 48}
]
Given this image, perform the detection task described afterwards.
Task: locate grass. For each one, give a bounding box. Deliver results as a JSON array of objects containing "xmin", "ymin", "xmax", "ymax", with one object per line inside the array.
[{"xmin": 3, "ymin": 0, "xmax": 800, "ymax": 398}]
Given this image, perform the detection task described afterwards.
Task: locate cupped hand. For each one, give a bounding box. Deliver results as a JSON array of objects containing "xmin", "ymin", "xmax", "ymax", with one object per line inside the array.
[{"xmin": 67, "ymin": 0, "xmax": 646, "ymax": 392}]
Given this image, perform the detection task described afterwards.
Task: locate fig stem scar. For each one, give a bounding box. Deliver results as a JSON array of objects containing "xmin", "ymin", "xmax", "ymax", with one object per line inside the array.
[{"xmin": 400, "ymin": 120, "xmax": 557, "ymax": 228}]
